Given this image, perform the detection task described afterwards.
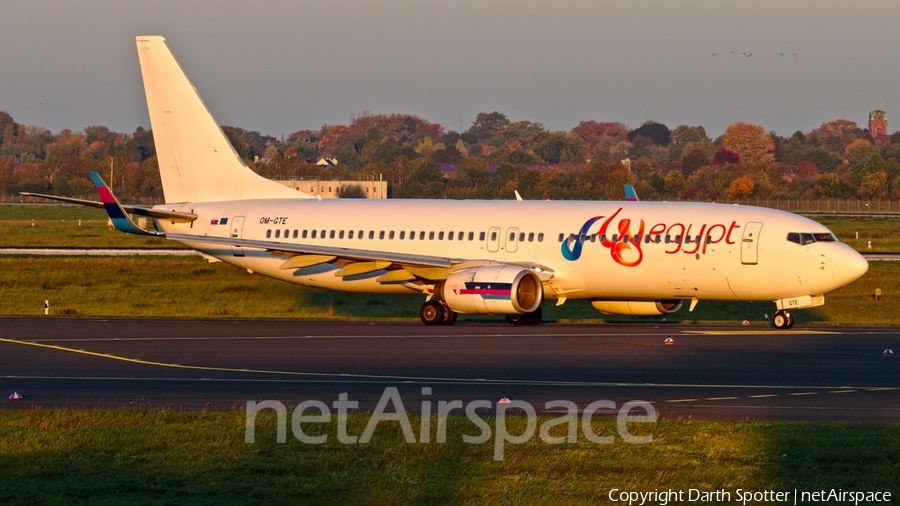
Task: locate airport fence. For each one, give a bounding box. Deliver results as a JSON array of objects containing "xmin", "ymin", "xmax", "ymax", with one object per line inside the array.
[
  {"xmin": 2, "ymin": 193, "xmax": 900, "ymax": 213},
  {"xmin": 0, "ymin": 195, "xmax": 166, "ymax": 205}
]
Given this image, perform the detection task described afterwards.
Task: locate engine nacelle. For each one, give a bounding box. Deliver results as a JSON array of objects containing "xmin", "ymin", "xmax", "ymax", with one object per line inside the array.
[
  {"xmin": 591, "ymin": 300, "xmax": 684, "ymax": 316},
  {"xmin": 438, "ymin": 266, "xmax": 543, "ymax": 315}
]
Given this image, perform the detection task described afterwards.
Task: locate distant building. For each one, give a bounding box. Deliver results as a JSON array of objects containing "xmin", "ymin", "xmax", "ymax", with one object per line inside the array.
[
  {"xmin": 274, "ymin": 178, "xmax": 388, "ymax": 199},
  {"xmin": 869, "ymin": 110, "xmax": 891, "ymax": 144},
  {"xmin": 316, "ymin": 158, "xmax": 339, "ymax": 166}
]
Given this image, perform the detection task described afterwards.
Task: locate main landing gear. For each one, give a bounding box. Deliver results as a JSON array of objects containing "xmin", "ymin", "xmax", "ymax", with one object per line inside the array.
[
  {"xmin": 419, "ymin": 301, "xmax": 543, "ymax": 326},
  {"xmin": 771, "ymin": 310, "xmax": 794, "ymax": 329},
  {"xmin": 420, "ymin": 300, "xmax": 457, "ymax": 326},
  {"xmin": 505, "ymin": 306, "xmax": 543, "ymax": 326}
]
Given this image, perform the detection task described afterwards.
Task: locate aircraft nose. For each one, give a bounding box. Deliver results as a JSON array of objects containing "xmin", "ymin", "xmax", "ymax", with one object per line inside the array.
[{"xmin": 832, "ymin": 244, "xmax": 868, "ymax": 287}]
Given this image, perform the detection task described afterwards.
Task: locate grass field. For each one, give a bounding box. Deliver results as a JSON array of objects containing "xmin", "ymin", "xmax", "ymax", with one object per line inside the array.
[
  {"xmin": 3, "ymin": 205, "xmax": 900, "ymax": 252},
  {"xmin": 1, "ymin": 254, "xmax": 898, "ymax": 324},
  {"xmin": 0, "ymin": 205, "xmax": 181, "ymax": 248},
  {"xmin": 0, "ymin": 409, "xmax": 896, "ymax": 505}
]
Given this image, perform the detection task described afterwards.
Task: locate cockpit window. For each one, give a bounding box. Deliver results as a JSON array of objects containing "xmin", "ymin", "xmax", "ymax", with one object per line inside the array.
[{"xmin": 787, "ymin": 232, "xmax": 837, "ymax": 245}]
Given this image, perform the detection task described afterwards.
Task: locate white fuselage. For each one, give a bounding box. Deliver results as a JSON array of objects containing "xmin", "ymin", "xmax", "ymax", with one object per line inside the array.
[{"xmin": 154, "ymin": 199, "xmax": 868, "ymax": 304}]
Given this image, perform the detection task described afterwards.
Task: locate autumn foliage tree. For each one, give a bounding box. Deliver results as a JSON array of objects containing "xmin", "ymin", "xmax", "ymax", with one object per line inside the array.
[{"xmin": 722, "ymin": 122, "xmax": 774, "ymax": 164}]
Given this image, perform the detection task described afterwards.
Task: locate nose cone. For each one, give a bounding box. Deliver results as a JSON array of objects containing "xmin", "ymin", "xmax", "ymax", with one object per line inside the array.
[{"xmin": 832, "ymin": 244, "xmax": 869, "ymax": 288}]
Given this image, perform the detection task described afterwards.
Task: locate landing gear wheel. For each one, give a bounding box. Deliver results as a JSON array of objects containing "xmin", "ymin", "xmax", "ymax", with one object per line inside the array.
[
  {"xmin": 506, "ymin": 306, "xmax": 543, "ymax": 326},
  {"xmin": 524, "ymin": 306, "xmax": 542, "ymax": 325},
  {"xmin": 420, "ymin": 300, "xmax": 445, "ymax": 326},
  {"xmin": 772, "ymin": 310, "xmax": 794, "ymax": 329},
  {"xmin": 442, "ymin": 308, "xmax": 458, "ymax": 326}
]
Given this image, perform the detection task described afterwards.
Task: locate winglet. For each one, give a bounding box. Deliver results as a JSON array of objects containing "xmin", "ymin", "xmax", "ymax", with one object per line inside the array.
[
  {"xmin": 90, "ymin": 171, "xmax": 163, "ymax": 236},
  {"xmin": 624, "ymin": 184, "xmax": 639, "ymax": 202}
]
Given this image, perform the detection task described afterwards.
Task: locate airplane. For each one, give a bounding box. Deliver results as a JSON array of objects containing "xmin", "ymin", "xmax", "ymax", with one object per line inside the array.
[{"xmin": 24, "ymin": 36, "xmax": 869, "ymax": 328}]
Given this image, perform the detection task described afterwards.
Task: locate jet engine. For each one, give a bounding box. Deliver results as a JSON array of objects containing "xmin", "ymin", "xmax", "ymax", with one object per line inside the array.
[
  {"xmin": 437, "ymin": 265, "xmax": 542, "ymax": 315},
  {"xmin": 590, "ymin": 300, "xmax": 683, "ymax": 316}
]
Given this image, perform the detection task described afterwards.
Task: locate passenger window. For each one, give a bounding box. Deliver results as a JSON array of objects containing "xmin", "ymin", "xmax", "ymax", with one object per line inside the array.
[
  {"xmin": 675, "ymin": 235, "xmax": 681, "ymax": 242},
  {"xmin": 302, "ymin": 230, "xmax": 308, "ymax": 239},
  {"xmin": 275, "ymin": 230, "xmax": 281, "ymax": 239},
  {"xmin": 644, "ymin": 235, "xmax": 651, "ymax": 244},
  {"xmin": 655, "ymin": 235, "xmax": 661, "ymax": 244},
  {"xmin": 293, "ymin": 230, "xmax": 298, "ymax": 239},
  {"xmin": 622, "ymin": 234, "xmax": 629, "ymax": 243},
  {"xmin": 266, "ymin": 230, "xmax": 272, "ymax": 238},
  {"xmin": 429, "ymin": 231, "xmax": 435, "ymax": 240},
  {"xmin": 389, "ymin": 231, "xmax": 395, "ymax": 239},
  {"xmin": 410, "ymin": 231, "xmax": 415, "ymax": 239},
  {"xmin": 479, "ymin": 232, "xmax": 486, "ymax": 241},
  {"xmin": 528, "ymin": 232, "xmax": 534, "ymax": 242},
  {"xmin": 705, "ymin": 236, "xmax": 712, "ymax": 244},
  {"xmin": 491, "ymin": 231, "xmax": 498, "ymax": 241},
  {"xmin": 285, "ymin": 229, "xmax": 289, "ymax": 238},
  {"xmin": 695, "ymin": 235, "xmax": 701, "ymax": 244},
  {"xmin": 321, "ymin": 229, "xmax": 326, "ymax": 238},
  {"xmin": 339, "ymin": 230, "xmax": 345, "ymax": 239},
  {"xmin": 459, "ymin": 231, "xmax": 464, "ymax": 240},
  {"xmin": 448, "ymin": 231, "xmax": 454, "ymax": 240},
  {"xmin": 558, "ymin": 233, "xmax": 564, "ymax": 242},
  {"xmin": 468, "ymin": 232, "xmax": 474, "ymax": 241},
  {"xmin": 368, "ymin": 231, "xmax": 374, "ymax": 239},
  {"xmin": 438, "ymin": 232, "xmax": 444, "ymax": 240},
  {"xmin": 600, "ymin": 234, "xmax": 607, "ymax": 242},
  {"xmin": 311, "ymin": 230, "xmax": 317, "ymax": 239},
  {"xmin": 420, "ymin": 231, "xmax": 426, "ymax": 240},
  {"xmin": 612, "ymin": 234, "xmax": 618, "ymax": 242},
  {"xmin": 538, "ymin": 233, "xmax": 544, "ymax": 242},
  {"xmin": 510, "ymin": 232, "xmax": 516, "ymax": 241},
  {"xmin": 685, "ymin": 235, "xmax": 692, "ymax": 244},
  {"xmin": 359, "ymin": 230, "xmax": 363, "ymax": 239},
  {"xmin": 379, "ymin": 231, "xmax": 385, "ymax": 239},
  {"xmin": 399, "ymin": 231, "xmax": 405, "ymax": 240},
  {"xmin": 665, "ymin": 235, "xmax": 670, "ymax": 243},
  {"xmin": 348, "ymin": 230, "xmax": 354, "ymax": 239}
]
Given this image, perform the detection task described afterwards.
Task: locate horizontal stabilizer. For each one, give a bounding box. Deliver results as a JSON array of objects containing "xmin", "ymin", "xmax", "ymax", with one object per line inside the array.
[{"xmin": 20, "ymin": 192, "xmax": 197, "ymax": 223}]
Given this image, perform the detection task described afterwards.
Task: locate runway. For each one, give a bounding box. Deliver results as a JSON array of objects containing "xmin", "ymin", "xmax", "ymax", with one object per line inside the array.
[{"xmin": 1, "ymin": 318, "xmax": 898, "ymax": 421}]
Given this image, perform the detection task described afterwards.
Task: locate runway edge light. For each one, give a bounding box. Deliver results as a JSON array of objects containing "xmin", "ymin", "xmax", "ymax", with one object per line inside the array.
[
  {"xmin": 498, "ymin": 396, "xmax": 511, "ymax": 404},
  {"xmin": 742, "ymin": 320, "xmax": 750, "ymax": 326},
  {"xmin": 664, "ymin": 337, "xmax": 674, "ymax": 345},
  {"xmin": 885, "ymin": 348, "xmax": 894, "ymax": 356},
  {"xmin": 9, "ymin": 391, "xmax": 22, "ymax": 401}
]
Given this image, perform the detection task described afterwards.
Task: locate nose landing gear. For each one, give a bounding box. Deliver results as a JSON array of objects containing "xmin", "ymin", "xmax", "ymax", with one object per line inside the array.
[{"xmin": 771, "ymin": 310, "xmax": 794, "ymax": 329}]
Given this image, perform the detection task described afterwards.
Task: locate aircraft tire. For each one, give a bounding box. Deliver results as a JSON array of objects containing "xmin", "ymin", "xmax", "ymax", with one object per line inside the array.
[
  {"xmin": 442, "ymin": 308, "xmax": 458, "ymax": 326},
  {"xmin": 420, "ymin": 300, "xmax": 445, "ymax": 326},
  {"xmin": 524, "ymin": 306, "xmax": 543, "ymax": 325},
  {"xmin": 772, "ymin": 310, "xmax": 792, "ymax": 329}
]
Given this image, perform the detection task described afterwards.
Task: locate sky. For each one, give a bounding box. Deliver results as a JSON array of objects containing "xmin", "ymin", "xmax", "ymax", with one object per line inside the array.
[{"xmin": 2, "ymin": 1, "xmax": 899, "ymax": 140}]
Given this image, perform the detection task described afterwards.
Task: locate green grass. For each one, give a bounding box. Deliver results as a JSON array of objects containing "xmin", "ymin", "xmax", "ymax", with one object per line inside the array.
[
  {"xmin": 0, "ymin": 255, "xmax": 897, "ymax": 325},
  {"xmin": 3, "ymin": 205, "xmax": 899, "ymax": 252},
  {"xmin": 0, "ymin": 409, "xmax": 896, "ymax": 505},
  {"xmin": 0, "ymin": 205, "xmax": 179, "ymax": 248},
  {"xmin": 817, "ymin": 216, "xmax": 900, "ymax": 252}
]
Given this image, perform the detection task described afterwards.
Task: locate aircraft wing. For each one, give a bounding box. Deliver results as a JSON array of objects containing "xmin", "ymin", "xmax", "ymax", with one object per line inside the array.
[
  {"xmin": 167, "ymin": 233, "xmax": 453, "ymax": 269},
  {"xmin": 19, "ymin": 192, "xmax": 197, "ymax": 223},
  {"xmin": 166, "ymin": 233, "xmax": 555, "ymax": 281}
]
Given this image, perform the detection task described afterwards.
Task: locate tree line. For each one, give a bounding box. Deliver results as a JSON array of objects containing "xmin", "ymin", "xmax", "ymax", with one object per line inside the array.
[{"xmin": 3, "ymin": 109, "xmax": 900, "ymax": 202}]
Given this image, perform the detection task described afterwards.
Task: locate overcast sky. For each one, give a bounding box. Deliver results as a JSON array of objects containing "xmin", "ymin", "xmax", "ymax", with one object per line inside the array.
[{"xmin": 2, "ymin": 1, "xmax": 899, "ymax": 139}]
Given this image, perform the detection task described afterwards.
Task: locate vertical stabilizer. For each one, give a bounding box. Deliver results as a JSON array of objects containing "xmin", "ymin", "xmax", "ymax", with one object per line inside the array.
[{"xmin": 135, "ymin": 36, "xmax": 310, "ymax": 203}]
